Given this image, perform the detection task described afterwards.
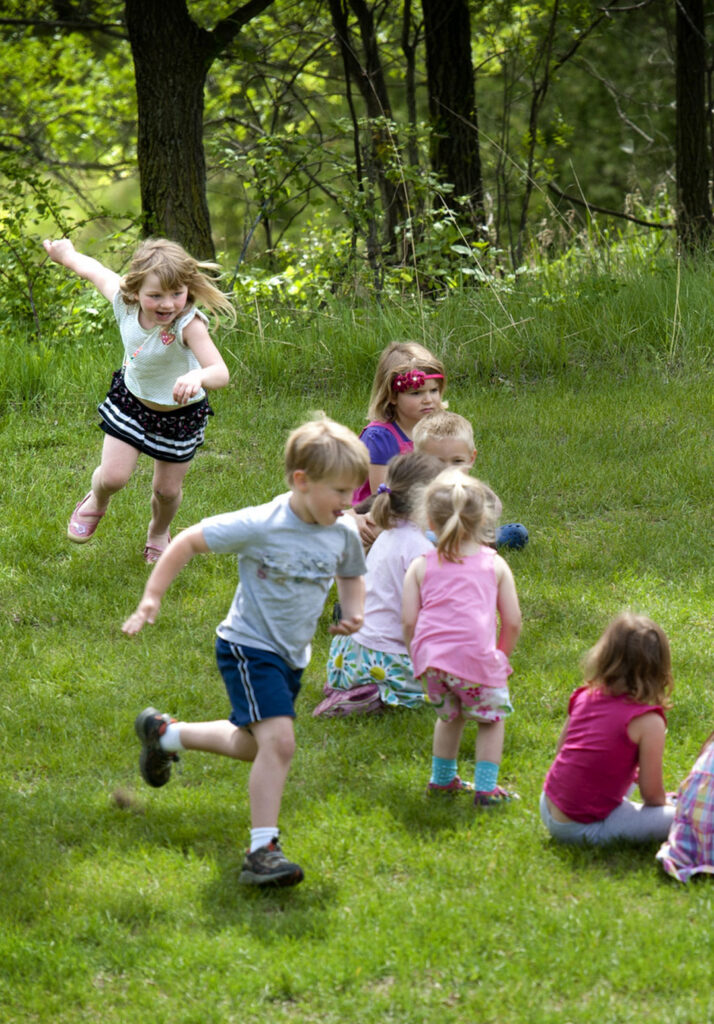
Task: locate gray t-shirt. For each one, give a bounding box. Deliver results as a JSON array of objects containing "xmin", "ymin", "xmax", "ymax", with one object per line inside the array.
[{"xmin": 202, "ymin": 492, "xmax": 367, "ymax": 669}]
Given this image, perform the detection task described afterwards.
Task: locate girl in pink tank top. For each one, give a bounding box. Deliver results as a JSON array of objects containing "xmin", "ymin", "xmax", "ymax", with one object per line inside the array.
[
  {"xmin": 541, "ymin": 613, "xmax": 676, "ymax": 845},
  {"xmin": 402, "ymin": 469, "xmax": 522, "ymax": 806}
]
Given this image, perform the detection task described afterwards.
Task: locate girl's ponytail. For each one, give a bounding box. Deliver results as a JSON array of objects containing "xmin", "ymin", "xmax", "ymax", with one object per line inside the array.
[{"xmin": 370, "ymin": 452, "xmax": 443, "ymax": 531}]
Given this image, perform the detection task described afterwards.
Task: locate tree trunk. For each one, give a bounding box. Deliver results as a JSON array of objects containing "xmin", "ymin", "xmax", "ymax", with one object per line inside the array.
[
  {"xmin": 328, "ymin": 0, "xmax": 410, "ymax": 260},
  {"xmin": 675, "ymin": 0, "xmax": 712, "ymax": 253},
  {"xmin": 421, "ymin": 0, "xmax": 484, "ymax": 240},
  {"xmin": 124, "ymin": 0, "xmax": 274, "ymax": 259}
]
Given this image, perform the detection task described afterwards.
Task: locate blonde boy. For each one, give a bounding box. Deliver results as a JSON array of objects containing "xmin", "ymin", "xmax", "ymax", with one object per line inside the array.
[
  {"xmin": 123, "ymin": 418, "xmax": 370, "ymax": 887},
  {"xmin": 413, "ymin": 411, "xmax": 528, "ymax": 549}
]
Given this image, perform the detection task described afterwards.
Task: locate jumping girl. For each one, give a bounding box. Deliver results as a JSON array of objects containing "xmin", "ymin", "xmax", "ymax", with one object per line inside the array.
[{"xmin": 43, "ymin": 237, "xmax": 233, "ymax": 562}]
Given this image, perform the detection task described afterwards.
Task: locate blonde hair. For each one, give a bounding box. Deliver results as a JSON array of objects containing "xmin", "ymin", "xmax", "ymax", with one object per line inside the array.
[
  {"xmin": 284, "ymin": 416, "xmax": 370, "ymax": 486},
  {"xmin": 584, "ymin": 612, "xmax": 674, "ymax": 708},
  {"xmin": 367, "ymin": 341, "xmax": 446, "ymax": 422},
  {"xmin": 370, "ymin": 451, "xmax": 444, "ymax": 530},
  {"xmin": 424, "ymin": 469, "xmax": 498, "ymax": 560},
  {"xmin": 412, "ymin": 410, "xmax": 474, "ymax": 451},
  {"xmin": 120, "ymin": 238, "xmax": 236, "ymax": 325}
]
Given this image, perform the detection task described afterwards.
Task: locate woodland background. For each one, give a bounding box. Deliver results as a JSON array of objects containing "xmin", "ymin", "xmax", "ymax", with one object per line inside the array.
[{"xmin": 0, "ymin": 0, "xmax": 712, "ymax": 339}]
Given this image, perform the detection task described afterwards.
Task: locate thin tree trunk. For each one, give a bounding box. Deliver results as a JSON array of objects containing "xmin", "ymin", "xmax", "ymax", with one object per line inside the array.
[
  {"xmin": 421, "ymin": 0, "xmax": 484, "ymax": 241},
  {"xmin": 675, "ymin": 0, "xmax": 712, "ymax": 252}
]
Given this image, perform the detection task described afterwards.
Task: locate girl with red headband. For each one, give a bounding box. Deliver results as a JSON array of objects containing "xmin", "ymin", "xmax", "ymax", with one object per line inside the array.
[{"xmin": 352, "ymin": 343, "xmax": 445, "ymax": 534}]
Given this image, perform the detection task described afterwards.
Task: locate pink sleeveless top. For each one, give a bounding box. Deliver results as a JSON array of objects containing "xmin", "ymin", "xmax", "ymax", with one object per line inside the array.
[
  {"xmin": 410, "ymin": 546, "xmax": 512, "ymax": 686},
  {"xmin": 544, "ymin": 687, "xmax": 666, "ymax": 822},
  {"xmin": 352, "ymin": 420, "xmax": 413, "ymax": 505}
]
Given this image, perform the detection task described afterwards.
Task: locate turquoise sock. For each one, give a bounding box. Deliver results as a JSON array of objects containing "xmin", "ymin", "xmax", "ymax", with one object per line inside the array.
[
  {"xmin": 431, "ymin": 756, "xmax": 458, "ymax": 786},
  {"xmin": 474, "ymin": 760, "xmax": 500, "ymax": 792}
]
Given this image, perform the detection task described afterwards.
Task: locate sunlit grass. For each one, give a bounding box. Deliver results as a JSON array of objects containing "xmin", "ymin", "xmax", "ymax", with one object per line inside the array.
[{"xmin": 2, "ymin": 288, "xmax": 714, "ymax": 1022}]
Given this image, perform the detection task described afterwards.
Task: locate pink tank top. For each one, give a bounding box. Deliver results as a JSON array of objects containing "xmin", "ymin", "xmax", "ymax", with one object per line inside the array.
[
  {"xmin": 544, "ymin": 687, "xmax": 666, "ymax": 822},
  {"xmin": 352, "ymin": 420, "xmax": 413, "ymax": 505},
  {"xmin": 410, "ymin": 546, "xmax": 512, "ymax": 686}
]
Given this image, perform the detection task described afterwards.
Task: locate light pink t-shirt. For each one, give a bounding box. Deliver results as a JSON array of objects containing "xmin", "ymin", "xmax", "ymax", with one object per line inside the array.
[
  {"xmin": 544, "ymin": 686, "xmax": 666, "ymax": 823},
  {"xmin": 410, "ymin": 546, "xmax": 512, "ymax": 686},
  {"xmin": 354, "ymin": 520, "xmax": 433, "ymax": 655}
]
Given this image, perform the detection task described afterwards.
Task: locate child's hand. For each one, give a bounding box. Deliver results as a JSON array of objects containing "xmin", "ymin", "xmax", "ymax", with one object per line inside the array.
[
  {"xmin": 43, "ymin": 238, "xmax": 76, "ymax": 266},
  {"xmin": 122, "ymin": 597, "xmax": 161, "ymax": 636},
  {"xmin": 329, "ymin": 614, "xmax": 364, "ymax": 636},
  {"xmin": 173, "ymin": 370, "xmax": 203, "ymax": 405},
  {"xmin": 356, "ymin": 512, "xmax": 379, "ymax": 548}
]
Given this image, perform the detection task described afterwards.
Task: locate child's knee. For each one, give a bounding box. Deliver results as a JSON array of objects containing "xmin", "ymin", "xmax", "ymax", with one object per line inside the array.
[
  {"xmin": 258, "ymin": 720, "xmax": 296, "ymax": 763},
  {"xmin": 153, "ymin": 484, "xmax": 182, "ymax": 504},
  {"xmin": 96, "ymin": 465, "xmax": 131, "ymax": 494}
]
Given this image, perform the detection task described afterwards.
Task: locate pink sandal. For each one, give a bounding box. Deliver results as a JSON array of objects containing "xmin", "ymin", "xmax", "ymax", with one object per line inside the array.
[
  {"xmin": 143, "ymin": 533, "xmax": 171, "ymax": 565},
  {"xmin": 67, "ymin": 493, "xmax": 106, "ymax": 543}
]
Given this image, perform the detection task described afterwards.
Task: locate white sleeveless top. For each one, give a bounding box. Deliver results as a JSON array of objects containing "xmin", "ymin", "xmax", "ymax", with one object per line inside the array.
[{"xmin": 113, "ymin": 292, "xmax": 208, "ymax": 406}]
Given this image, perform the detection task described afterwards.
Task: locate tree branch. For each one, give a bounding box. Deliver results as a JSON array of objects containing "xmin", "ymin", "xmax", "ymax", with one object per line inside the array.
[{"xmin": 547, "ymin": 181, "xmax": 674, "ymax": 228}]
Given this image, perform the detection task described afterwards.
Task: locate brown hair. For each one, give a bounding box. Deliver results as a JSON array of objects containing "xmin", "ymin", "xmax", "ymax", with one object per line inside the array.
[
  {"xmin": 370, "ymin": 452, "xmax": 444, "ymax": 530},
  {"xmin": 284, "ymin": 416, "xmax": 370, "ymax": 487},
  {"xmin": 423, "ymin": 469, "xmax": 499, "ymax": 560},
  {"xmin": 584, "ymin": 612, "xmax": 674, "ymax": 708},
  {"xmin": 367, "ymin": 341, "xmax": 446, "ymax": 422},
  {"xmin": 120, "ymin": 238, "xmax": 235, "ymax": 325}
]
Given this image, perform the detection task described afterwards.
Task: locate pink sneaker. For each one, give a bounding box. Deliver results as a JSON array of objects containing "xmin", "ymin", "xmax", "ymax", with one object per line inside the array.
[
  {"xmin": 67, "ymin": 493, "xmax": 106, "ymax": 543},
  {"xmin": 473, "ymin": 786, "xmax": 519, "ymax": 807},
  {"xmin": 427, "ymin": 776, "xmax": 475, "ymax": 795}
]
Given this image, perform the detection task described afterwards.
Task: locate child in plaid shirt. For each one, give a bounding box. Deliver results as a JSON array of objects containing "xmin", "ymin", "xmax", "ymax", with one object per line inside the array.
[{"xmin": 657, "ymin": 731, "xmax": 714, "ymax": 881}]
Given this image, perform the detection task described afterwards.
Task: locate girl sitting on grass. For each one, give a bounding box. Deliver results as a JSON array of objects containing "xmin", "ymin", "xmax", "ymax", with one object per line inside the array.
[
  {"xmin": 352, "ymin": 341, "xmax": 445, "ymax": 547},
  {"xmin": 402, "ymin": 470, "xmax": 522, "ymax": 801},
  {"xmin": 540, "ymin": 612, "xmax": 676, "ymax": 845},
  {"xmin": 657, "ymin": 731, "xmax": 714, "ymax": 881},
  {"xmin": 314, "ymin": 451, "xmax": 444, "ymax": 716}
]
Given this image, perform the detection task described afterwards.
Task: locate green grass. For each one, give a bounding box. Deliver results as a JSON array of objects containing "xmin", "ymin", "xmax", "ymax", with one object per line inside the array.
[{"xmin": 2, "ymin": 297, "xmax": 714, "ymax": 1022}]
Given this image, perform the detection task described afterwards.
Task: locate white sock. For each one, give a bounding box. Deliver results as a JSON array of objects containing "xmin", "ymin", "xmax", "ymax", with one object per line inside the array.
[
  {"xmin": 250, "ymin": 827, "xmax": 279, "ymax": 853},
  {"xmin": 159, "ymin": 722, "xmax": 185, "ymax": 752}
]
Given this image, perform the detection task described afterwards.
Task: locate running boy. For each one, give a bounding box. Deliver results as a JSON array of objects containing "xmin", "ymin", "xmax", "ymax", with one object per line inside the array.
[
  {"xmin": 412, "ymin": 411, "xmax": 528, "ymax": 550},
  {"xmin": 122, "ymin": 417, "xmax": 370, "ymax": 887}
]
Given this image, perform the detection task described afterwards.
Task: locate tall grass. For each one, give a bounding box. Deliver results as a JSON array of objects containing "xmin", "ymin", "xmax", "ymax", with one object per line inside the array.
[
  {"xmin": 2, "ymin": 265, "xmax": 714, "ymax": 1023},
  {"xmin": 4, "ymin": 254, "xmax": 714, "ymax": 413}
]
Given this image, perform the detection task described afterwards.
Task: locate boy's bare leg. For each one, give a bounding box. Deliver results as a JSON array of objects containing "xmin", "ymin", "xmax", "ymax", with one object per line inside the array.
[
  {"xmin": 246, "ymin": 717, "xmax": 296, "ymax": 828},
  {"xmin": 179, "ymin": 719, "xmax": 258, "ymax": 760}
]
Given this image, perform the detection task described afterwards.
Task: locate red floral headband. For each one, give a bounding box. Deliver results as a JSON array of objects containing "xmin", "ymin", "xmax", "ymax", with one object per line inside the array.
[{"xmin": 391, "ymin": 369, "xmax": 444, "ymax": 393}]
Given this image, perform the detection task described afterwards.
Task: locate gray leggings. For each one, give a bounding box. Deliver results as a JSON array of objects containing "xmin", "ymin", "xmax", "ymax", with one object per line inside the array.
[{"xmin": 539, "ymin": 790, "xmax": 675, "ymax": 845}]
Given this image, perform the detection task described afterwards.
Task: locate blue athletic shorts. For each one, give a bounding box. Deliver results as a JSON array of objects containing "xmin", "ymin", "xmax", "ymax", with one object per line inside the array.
[{"xmin": 215, "ymin": 637, "xmax": 302, "ymax": 726}]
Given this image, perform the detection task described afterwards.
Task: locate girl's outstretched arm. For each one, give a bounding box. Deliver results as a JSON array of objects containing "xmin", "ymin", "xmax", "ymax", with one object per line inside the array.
[
  {"xmin": 401, "ymin": 555, "xmax": 425, "ymax": 653},
  {"xmin": 122, "ymin": 524, "xmax": 209, "ymax": 635},
  {"xmin": 330, "ymin": 575, "xmax": 365, "ymax": 635},
  {"xmin": 627, "ymin": 712, "xmax": 668, "ymax": 805},
  {"xmin": 172, "ymin": 316, "xmax": 230, "ymax": 404},
  {"xmin": 494, "ymin": 554, "xmax": 522, "ymax": 657},
  {"xmin": 43, "ymin": 238, "xmax": 120, "ymax": 302}
]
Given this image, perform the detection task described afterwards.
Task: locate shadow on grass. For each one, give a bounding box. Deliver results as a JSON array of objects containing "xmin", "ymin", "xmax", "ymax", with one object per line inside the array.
[{"xmin": 538, "ymin": 831, "xmax": 671, "ymax": 880}]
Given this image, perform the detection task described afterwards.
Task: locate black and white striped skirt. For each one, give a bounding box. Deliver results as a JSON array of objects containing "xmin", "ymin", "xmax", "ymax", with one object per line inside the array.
[{"xmin": 97, "ymin": 370, "xmax": 213, "ymax": 463}]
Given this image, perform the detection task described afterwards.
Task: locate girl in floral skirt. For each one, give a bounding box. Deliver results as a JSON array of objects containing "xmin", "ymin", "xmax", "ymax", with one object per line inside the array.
[{"xmin": 314, "ymin": 451, "xmax": 443, "ymax": 717}]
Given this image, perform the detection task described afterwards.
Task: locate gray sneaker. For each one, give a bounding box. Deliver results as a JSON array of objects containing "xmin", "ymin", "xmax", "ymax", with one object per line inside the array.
[
  {"xmin": 134, "ymin": 706, "xmax": 179, "ymax": 788},
  {"xmin": 239, "ymin": 839, "xmax": 304, "ymax": 887}
]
